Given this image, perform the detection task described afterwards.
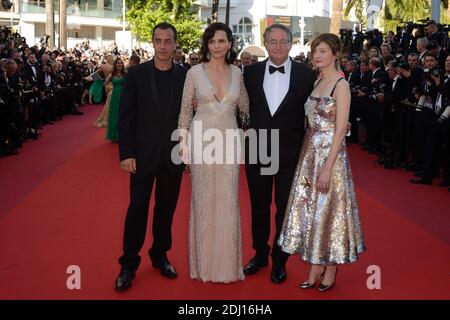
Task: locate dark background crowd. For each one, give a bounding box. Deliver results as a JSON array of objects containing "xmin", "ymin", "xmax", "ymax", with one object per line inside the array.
[
  {"xmin": 333, "ymin": 20, "xmax": 450, "ymax": 189},
  {"xmin": 0, "ymin": 25, "xmax": 152, "ymax": 157},
  {"xmin": 1, "ymin": 20, "xmax": 449, "ymax": 190}
]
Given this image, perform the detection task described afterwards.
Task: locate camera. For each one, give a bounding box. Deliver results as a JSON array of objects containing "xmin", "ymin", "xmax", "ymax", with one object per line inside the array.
[{"xmin": 424, "ymin": 67, "xmax": 441, "ymax": 77}]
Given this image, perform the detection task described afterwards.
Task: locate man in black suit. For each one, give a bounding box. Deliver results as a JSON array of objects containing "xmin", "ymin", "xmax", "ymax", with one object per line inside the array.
[
  {"xmin": 22, "ymin": 52, "xmax": 43, "ymax": 88},
  {"xmin": 115, "ymin": 22, "xmax": 188, "ymax": 292},
  {"xmin": 345, "ymin": 60, "xmax": 361, "ymax": 143},
  {"xmin": 383, "ymin": 61, "xmax": 410, "ymax": 165},
  {"xmin": 242, "ymin": 24, "xmax": 316, "ymax": 284},
  {"xmin": 173, "ymin": 46, "xmax": 191, "ymax": 69}
]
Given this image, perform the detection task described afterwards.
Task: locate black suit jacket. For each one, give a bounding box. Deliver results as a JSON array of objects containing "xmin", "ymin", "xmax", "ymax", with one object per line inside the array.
[
  {"xmin": 118, "ymin": 59, "xmax": 188, "ymax": 174},
  {"xmin": 243, "ymin": 58, "xmax": 316, "ymax": 168},
  {"xmin": 348, "ymin": 71, "xmax": 361, "ymax": 88},
  {"xmin": 23, "ymin": 62, "xmax": 44, "ymax": 88},
  {"xmin": 385, "ymin": 76, "xmax": 409, "ymax": 111}
]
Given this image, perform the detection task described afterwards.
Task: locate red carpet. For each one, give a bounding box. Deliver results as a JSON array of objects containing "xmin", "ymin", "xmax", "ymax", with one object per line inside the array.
[{"xmin": 0, "ymin": 104, "xmax": 449, "ymax": 300}]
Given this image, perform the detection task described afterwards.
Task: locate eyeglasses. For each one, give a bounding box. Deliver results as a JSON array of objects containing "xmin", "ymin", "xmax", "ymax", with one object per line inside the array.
[{"xmin": 267, "ymin": 40, "xmax": 291, "ymax": 48}]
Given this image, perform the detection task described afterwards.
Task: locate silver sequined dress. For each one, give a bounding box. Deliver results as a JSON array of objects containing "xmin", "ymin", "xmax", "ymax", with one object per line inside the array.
[{"xmin": 278, "ymin": 95, "xmax": 366, "ymax": 265}]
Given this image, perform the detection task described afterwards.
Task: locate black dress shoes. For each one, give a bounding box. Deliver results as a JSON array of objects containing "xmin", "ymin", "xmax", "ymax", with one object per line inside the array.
[
  {"xmin": 115, "ymin": 269, "xmax": 135, "ymax": 292},
  {"xmin": 410, "ymin": 178, "xmax": 432, "ymax": 185},
  {"xmin": 152, "ymin": 259, "xmax": 177, "ymax": 279},
  {"xmin": 243, "ymin": 257, "xmax": 268, "ymax": 275},
  {"xmin": 271, "ymin": 264, "xmax": 287, "ymax": 284}
]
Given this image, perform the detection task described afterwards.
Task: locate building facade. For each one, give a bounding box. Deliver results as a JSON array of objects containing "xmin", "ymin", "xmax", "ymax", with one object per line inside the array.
[
  {"xmin": 0, "ymin": 0, "xmax": 123, "ymax": 49},
  {"xmin": 196, "ymin": 0, "xmax": 356, "ymax": 58}
]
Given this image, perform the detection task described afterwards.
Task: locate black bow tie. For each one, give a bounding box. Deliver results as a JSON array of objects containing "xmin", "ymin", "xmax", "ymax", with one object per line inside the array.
[{"xmin": 269, "ymin": 65, "xmax": 285, "ymax": 74}]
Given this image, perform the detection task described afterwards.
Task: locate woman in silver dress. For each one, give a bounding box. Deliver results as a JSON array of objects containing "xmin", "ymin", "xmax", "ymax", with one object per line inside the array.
[{"xmin": 278, "ymin": 33, "xmax": 366, "ymax": 292}]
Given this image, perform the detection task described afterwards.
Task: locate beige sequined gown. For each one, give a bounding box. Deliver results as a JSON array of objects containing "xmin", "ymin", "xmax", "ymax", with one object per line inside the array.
[
  {"xmin": 278, "ymin": 95, "xmax": 366, "ymax": 265},
  {"xmin": 178, "ymin": 64, "xmax": 249, "ymax": 283}
]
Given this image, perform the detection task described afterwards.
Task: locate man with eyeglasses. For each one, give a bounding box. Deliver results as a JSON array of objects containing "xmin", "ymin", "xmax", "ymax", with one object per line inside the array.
[
  {"xmin": 242, "ymin": 23, "xmax": 316, "ymax": 284},
  {"xmin": 188, "ymin": 52, "xmax": 199, "ymax": 66}
]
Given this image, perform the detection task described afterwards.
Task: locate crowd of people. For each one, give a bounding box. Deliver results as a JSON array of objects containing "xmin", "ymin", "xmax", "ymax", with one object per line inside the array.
[
  {"xmin": 1, "ymin": 20, "xmax": 449, "ymax": 192},
  {"xmin": 0, "ymin": 25, "xmax": 149, "ymax": 157},
  {"xmin": 2, "ymin": 16, "xmax": 448, "ymax": 296},
  {"xmin": 336, "ymin": 20, "xmax": 450, "ymax": 190}
]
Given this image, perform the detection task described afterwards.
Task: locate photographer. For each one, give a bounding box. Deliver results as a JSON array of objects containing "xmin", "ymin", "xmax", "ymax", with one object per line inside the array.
[
  {"xmin": 411, "ymin": 53, "xmax": 441, "ymax": 175},
  {"xmin": 383, "ymin": 61, "xmax": 411, "ymax": 168},
  {"xmin": 362, "ymin": 57, "xmax": 388, "ymax": 154},
  {"xmin": 405, "ymin": 53, "xmax": 424, "ymax": 102},
  {"xmin": 346, "ymin": 59, "xmax": 361, "ymax": 143},
  {"xmin": 21, "ymin": 52, "xmax": 43, "ymax": 139},
  {"xmin": 411, "ymin": 55, "xmax": 450, "ymax": 185},
  {"xmin": 0, "ymin": 59, "xmax": 24, "ymax": 156},
  {"xmin": 426, "ymin": 40, "xmax": 448, "ymax": 70},
  {"xmin": 426, "ymin": 21, "xmax": 445, "ymax": 48},
  {"xmin": 56, "ymin": 58, "xmax": 83, "ymax": 116},
  {"xmin": 41, "ymin": 62, "xmax": 58, "ymax": 124},
  {"xmin": 417, "ymin": 37, "xmax": 429, "ymax": 65}
]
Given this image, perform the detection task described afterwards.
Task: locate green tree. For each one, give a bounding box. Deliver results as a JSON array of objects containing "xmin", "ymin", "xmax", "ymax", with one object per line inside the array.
[
  {"xmin": 126, "ymin": 0, "xmax": 203, "ymax": 51},
  {"xmin": 383, "ymin": 0, "xmax": 450, "ymax": 33},
  {"xmin": 344, "ymin": 0, "xmax": 368, "ymax": 25}
]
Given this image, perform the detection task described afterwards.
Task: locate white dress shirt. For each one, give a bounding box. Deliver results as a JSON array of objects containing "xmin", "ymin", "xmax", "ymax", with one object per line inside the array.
[
  {"xmin": 392, "ymin": 75, "xmax": 400, "ymax": 91},
  {"xmin": 263, "ymin": 57, "xmax": 291, "ymax": 116},
  {"xmin": 29, "ymin": 63, "xmax": 37, "ymax": 78}
]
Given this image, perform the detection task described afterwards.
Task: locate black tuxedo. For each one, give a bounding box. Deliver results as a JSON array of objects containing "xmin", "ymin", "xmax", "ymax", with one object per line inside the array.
[
  {"xmin": 243, "ymin": 58, "xmax": 316, "ymax": 265},
  {"xmin": 23, "ymin": 62, "xmax": 44, "ymax": 89},
  {"xmin": 347, "ymin": 71, "xmax": 361, "ymax": 88},
  {"xmin": 117, "ymin": 59, "xmax": 187, "ymax": 271}
]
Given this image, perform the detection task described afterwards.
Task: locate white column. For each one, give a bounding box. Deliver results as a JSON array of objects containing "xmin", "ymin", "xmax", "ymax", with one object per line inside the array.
[
  {"xmin": 97, "ymin": 0, "xmax": 104, "ymax": 11},
  {"xmin": 122, "ymin": 0, "xmax": 126, "ymax": 31},
  {"xmin": 431, "ymin": 0, "xmax": 440, "ymax": 23},
  {"xmin": 95, "ymin": 26, "xmax": 103, "ymax": 49},
  {"xmin": 299, "ymin": 16, "xmax": 305, "ymax": 47},
  {"xmin": 20, "ymin": 21, "xmax": 36, "ymax": 46}
]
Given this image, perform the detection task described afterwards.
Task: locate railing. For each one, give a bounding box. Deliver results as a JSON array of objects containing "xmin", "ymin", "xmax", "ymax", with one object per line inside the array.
[
  {"xmin": 195, "ymin": 0, "xmax": 239, "ymax": 8},
  {"xmin": 21, "ymin": 1, "xmax": 123, "ymax": 19}
]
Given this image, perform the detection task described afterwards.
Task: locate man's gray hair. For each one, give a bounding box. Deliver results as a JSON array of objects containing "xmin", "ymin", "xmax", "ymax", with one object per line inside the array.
[
  {"xmin": 263, "ymin": 24, "xmax": 293, "ymax": 44},
  {"xmin": 417, "ymin": 37, "xmax": 428, "ymax": 46}
]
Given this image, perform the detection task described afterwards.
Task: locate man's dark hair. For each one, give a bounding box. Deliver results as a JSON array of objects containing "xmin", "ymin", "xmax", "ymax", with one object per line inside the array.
[
  {"xmin": 129, "ymin": 54, "xmax": 141, "ymax": 64},
  {"xmin": 152, "ymin": 22, "xmax": 178, "ymax": 42},
  {"xmin": 424, "ymin": 52, "xmax": 437, "ymax": 60}
]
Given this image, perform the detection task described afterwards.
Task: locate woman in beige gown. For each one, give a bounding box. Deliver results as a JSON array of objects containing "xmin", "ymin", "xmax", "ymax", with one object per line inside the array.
[
  {"xmin": 94, "ymin": 54, "xmax": 115, "ymax": 128},
  {"xmin": 178, "ymin": 23, "xmax": 249, "ymax": 283}
]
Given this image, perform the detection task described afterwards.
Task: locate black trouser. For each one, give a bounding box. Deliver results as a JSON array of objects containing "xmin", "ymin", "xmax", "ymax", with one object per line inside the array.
[
  {"xmin": 392, "ymin": 105, "xmax": 410, "ymax": 165},
  {"xmin": 118, "ymin": 167, "xmax": 183, "ymax": 272},
  {"xmin": 349, "ymin": 96, "xmax": 361, "ymax": 143},
  {"xmin": 412, "ymin": 110, "xmax": 427, "ymax": 170},
  {"xmin": 443, "ymin": 121, "xmax": 450, "ymax": 182},
  {"xmin": 245, "ymin": 164, "xmax": 296, "ymax": 266},
  {"xmin": 422, "ymin": 113, "xmax": 445, "ymax": 181},
  {"xmin": 364, "ymin": 99, "xmax": 383, "ymax": 149},
  {"xmin": 57, "ymin": 87, "xmax": 75, "ymax": 115}
]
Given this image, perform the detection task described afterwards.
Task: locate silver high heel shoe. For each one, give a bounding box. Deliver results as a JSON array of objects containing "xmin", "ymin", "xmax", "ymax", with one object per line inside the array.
[
  {"xmin": 318, "ymin": 267, "xmax": 338, "ymax": 292},
  {"xmin": 299, "ymin": 269, "xmax": 325, "ymax": 289}
]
